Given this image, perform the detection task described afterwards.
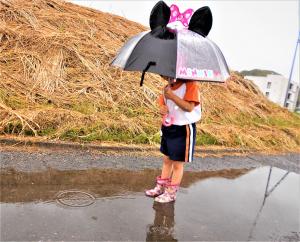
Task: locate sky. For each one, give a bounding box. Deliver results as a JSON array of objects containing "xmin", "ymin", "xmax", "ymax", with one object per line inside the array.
[{"xmin": 71, "ymin": 0, "xmax": 300, "ymax": 83}]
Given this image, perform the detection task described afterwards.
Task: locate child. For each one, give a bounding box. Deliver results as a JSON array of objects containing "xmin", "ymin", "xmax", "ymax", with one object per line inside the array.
[{"xmin": 145, "ymin": 76, "xmax": 201, "ymax": 203}]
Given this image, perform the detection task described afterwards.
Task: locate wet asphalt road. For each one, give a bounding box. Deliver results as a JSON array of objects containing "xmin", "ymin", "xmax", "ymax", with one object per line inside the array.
[
  {"xmin": 1, "ymin": 166, "xmax": 299, "ymax": 241},
  {"xmin": 1, "ymin": 148, "xmax": 299, "ymax": 241},
  {"xmin": 0, "ymin": 149, "xmax": 299, "ymax": 173}
]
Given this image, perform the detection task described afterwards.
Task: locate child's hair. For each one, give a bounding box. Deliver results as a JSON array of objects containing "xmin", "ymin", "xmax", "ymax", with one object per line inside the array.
[{"xmin": 160, "ymin": 75, "xmax": 172, "ymax": 81}]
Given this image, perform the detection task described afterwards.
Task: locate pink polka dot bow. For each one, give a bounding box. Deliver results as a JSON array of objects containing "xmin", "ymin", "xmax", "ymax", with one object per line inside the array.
[{"xmin": 168, "ymin": 4, "xmax": 194, "ymax": 28}]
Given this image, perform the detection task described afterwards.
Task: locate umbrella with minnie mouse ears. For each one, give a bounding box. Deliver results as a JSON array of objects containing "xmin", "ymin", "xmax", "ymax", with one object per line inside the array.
[{"xmin": 111, "ymin": 1, "xmax": 230, "ymax": 86}]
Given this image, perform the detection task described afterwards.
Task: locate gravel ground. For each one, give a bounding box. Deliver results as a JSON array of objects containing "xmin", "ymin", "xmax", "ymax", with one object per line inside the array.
[{"xmin": 0, "ymin": 148, "xmax": 299, "ymax": 174}]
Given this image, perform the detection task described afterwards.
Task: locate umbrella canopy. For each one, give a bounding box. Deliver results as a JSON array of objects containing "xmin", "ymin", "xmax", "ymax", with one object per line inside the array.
[
  {"xmin": 111, "ymin": 1, "xmax": 230, "ymax": 85},
  {"xmin": 112, "ymin": 30, "xmax": 177, "ymax": 78}
]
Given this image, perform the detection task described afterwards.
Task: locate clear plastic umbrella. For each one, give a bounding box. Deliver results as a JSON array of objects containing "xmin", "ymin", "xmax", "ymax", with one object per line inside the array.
[
  {"xmin": 112, "ymin": 29, "xmax": 230, "ymax": 83},
  {"xmin": 111, "ymin": 1, "xmax": 230, "ymax": 85}
]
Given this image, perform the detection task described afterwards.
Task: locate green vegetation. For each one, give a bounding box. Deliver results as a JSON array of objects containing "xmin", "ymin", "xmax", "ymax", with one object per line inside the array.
[
  {"xmin": 239, "ymin": 69, "xmax": 280, "ymax": 77},
  {"xmin": 60, "ymin": 126, "xmax": 160, "ymax": 144},
  {"xmin": 72, "ymin": 102, "xmax": 96, "ymax": 115},
  {"xmin": 196, "ymin": 133, "xmax": 221, "ymax": 146},
  {"xmin": 0, "ymin": 89, "xmax": 28, "ymax": 109}
]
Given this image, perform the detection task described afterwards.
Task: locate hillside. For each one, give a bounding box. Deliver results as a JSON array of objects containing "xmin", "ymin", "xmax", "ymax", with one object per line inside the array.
[
  {"xmin": 239, "ymin": 69, "xmax": 280, "ymax": 77},
  {"xmin": 0, "ymin": 0, "xmax": 299, "ymax": 152}
]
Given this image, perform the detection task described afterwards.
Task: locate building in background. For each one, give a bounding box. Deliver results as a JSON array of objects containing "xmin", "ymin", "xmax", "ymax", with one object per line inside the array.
[
  {"xmin": 295, "ymin": 92, "xmax": 300, "ymax": 113},
  {"xmin": 245, "ymin": 74, "xmax": 300, "ymax": 112}
]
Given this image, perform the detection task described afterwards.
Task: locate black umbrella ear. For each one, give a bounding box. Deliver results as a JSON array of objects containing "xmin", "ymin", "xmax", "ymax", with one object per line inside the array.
[
  {"xmin": 188, "ymin": 6, "xmax": 213, "ymax": 37},
  {"xmin": 149, "ymin": 1, "xmax": 171, "ymax": 30}
]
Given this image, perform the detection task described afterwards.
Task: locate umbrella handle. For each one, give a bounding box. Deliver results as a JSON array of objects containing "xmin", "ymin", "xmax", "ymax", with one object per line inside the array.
[
  {"xmin": 140, "ymin": 61, "xmax": 156, "ymax": 86},
  {"xmin": 162, "ymin": 114, "xmax": 174, "ymax": 127}
]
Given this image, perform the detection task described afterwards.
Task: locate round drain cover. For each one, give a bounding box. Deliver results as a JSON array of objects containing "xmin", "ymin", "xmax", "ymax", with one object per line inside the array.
[{"xmin": 56, "ymin": 190, "xmax": 95, "ymax": 207}]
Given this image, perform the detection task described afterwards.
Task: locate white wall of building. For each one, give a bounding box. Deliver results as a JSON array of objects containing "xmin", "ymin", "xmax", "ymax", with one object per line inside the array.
[{"xmin": 245, "ymin": 74, "xmax": 300, "ymax": 111}]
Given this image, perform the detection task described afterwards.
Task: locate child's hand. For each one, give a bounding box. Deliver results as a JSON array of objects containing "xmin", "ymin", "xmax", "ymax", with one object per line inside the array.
[
  {"xmin": 160, "ymin": 105, "xmax": 169, "ymax": 116},
  {"xmin": 164, "ymin": 85, "xmax": 174, "ymax": 100}
]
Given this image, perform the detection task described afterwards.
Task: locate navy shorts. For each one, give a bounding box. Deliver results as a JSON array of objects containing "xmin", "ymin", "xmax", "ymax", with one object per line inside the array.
[{"xmin": 160, "ymin": 123, "xmax": 196, "ymax": 162}]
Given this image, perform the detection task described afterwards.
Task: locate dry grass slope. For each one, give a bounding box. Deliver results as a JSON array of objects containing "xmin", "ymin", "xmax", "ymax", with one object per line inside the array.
[{"xmin": 0, "ymin": 0, "xmax": 299, "ymax": 151}]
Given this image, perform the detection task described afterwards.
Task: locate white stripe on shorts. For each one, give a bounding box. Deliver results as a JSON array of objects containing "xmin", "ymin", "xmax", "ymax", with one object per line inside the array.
[{"xmin": 188, "ymin": 124, "xmax": 193, "ymax": 162}]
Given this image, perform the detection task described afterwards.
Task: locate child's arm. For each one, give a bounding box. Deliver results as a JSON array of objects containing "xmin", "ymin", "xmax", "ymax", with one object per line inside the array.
[
  {"xmin": 164, "ymin": 86, "xmax": 195, "ymax": 112},
  {"xmin": 157, "ymin": 94, "xmax": 169, "ymax": 115}
]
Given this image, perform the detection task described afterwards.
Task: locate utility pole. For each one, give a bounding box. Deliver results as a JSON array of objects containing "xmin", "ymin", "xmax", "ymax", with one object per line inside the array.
[
  {"xmin": 283, "ymin": 1, "xmax": 300, "ymax": 107},
  {"xmin": 286, "ymin": 31, "xmax": 300, "ymax": 108}
]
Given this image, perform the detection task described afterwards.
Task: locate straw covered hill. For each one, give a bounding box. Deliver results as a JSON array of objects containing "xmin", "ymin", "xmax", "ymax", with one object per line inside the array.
[{"xmin": 0, "ymin": 0, "xmax": 299, "ymax": 152}]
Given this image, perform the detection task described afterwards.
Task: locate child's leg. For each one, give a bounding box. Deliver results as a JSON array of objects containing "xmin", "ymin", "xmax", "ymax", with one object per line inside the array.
[
  {"xmin": 154, "ymin": 161, "xmax": 183, "ymax": 203},
  {"xmin": 145, "ymin": 156, "xmax": 172, "ymax": 197},
  {"xmin": 161, "ymin": 155, "xmax": 173, "ymax": 179},
  {"xmin": 170, "ymin": 161, "xmax": 184, "ymax": 185}
]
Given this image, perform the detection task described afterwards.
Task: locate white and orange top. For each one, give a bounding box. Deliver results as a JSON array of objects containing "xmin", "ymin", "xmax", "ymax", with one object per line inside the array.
[{"xmin": 158, "ymin": 81, "xmax": 201, "ymax": 125}]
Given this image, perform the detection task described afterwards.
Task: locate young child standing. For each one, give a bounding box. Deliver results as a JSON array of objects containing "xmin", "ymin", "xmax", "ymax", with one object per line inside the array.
[{"xmin": 145, "ymin": 76, "xmax": 201, "ymax": 203}]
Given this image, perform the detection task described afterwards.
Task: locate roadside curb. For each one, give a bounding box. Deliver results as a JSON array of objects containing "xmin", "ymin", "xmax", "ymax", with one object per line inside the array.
[{"xmin": 0, "ymin": 137, "xmax": 253, "ymax": 155}]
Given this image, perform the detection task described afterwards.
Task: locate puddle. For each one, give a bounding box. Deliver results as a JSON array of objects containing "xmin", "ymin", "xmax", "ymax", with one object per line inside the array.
[
  {"xmin": 55, "ymin": 190, "xmax": 96, "ymax": 207},
  {"xmin": 0, "ymin": 166, "xmax": 299, "ymax": 241}
]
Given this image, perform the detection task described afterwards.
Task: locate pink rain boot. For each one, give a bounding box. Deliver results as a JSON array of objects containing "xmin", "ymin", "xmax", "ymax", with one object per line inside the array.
[
  {"xmin": 154, "ymin": 183, "xmax": 179, "ymax": 203},
  {"xmin": 145, "ymin": 176, "xmax": 170, "ymax": 197}
]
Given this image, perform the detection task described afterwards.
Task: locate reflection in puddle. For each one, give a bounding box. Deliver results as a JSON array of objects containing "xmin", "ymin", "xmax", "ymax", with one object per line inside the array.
[
  {"xmin": 1, "ymin": 166, "xmax": 299, "ymax": 241},
  {"xmin": 0, "ymin": 168, "xmax": 250, "ymax": 203},
  {"xmin": 146, "ymin": 202, "xmax": 177, "ymax": 242},
  {"xmin": 248, "ymin": 167, "xmax": 291, "ymax": 241}
]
